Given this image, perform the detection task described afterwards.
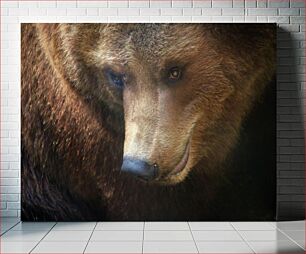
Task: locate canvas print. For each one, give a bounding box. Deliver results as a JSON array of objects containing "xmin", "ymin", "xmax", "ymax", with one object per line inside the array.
[{"xmin": 21, "ymin": 24, "xmax": 276, "ymax": 221}]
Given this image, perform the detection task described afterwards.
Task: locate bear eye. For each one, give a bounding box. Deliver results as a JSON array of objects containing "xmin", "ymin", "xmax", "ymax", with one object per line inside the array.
[
  {"xmin": 107, "ymin": 70, "xmax": 125, "ymax": 88},
  {"xmin": 168, "ymin": 67, "xmax": 182, "ymax": 81}
]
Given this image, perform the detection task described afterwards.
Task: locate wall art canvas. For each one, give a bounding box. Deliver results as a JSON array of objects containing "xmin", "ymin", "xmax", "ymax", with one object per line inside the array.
[{"xmin": 21, "ymin": 24, "xmax": 276, "ymax": 221}]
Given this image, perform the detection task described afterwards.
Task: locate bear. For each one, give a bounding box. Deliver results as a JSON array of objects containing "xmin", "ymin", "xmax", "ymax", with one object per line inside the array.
[{"xmin": 21, "ymin": 23, "xmax": 276, "ymax": 221}]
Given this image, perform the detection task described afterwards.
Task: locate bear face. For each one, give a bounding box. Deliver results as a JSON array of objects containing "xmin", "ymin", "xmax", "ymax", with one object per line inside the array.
[{"xmin": 35, "ymin": 23, "xmax": 275, "ymax": 186}]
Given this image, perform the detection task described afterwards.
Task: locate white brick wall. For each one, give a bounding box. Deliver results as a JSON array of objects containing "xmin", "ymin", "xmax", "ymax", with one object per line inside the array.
[{"xmin": 0, "ymin": 0, "xmax": 305, "ymax": 219}]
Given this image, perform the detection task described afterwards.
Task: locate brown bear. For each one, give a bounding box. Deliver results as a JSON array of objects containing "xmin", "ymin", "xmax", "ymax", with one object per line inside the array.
[{"xmin": 21, "ymin": 24, "xmax": 276, "ymax": 221}]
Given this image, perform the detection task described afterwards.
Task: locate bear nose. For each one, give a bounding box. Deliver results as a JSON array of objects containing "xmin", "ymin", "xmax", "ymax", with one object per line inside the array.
[{"xmin": 121, "ymin": 157, "xmax": 159, "ymax": 181}]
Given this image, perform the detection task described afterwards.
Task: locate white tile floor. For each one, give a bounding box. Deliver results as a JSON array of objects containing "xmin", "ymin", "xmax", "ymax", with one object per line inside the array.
[{"xmin": 0, "ymin": 218, "xmax": 304, "ymax": 253}]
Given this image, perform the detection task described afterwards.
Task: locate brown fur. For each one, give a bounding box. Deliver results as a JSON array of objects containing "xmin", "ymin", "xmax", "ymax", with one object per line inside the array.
[{"xmin": 21, "ymin": 24, "xmax": 276, "ymax": 220}]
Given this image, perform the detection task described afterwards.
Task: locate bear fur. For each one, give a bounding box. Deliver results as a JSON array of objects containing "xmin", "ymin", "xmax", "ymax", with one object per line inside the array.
[{"xmin": 21, "ymin": 24, "xmax": 276, "ymax": 221}]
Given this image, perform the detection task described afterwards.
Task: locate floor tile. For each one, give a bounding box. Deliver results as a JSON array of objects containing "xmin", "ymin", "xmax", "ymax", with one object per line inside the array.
[
  {"xmin": 52, "ymin": 222, "xmax": 96, "ymax": 231},
  {"xmin": 189, "ymin": 222, "xmax": 234, "ymax": 231},
  {"xmin": 249, "ymin": 240, "xmax": 304, "ymax": 253},
  {"xmin": 0, "ymin": 241, "xmax": 37, "ymax": 253},
  {"xmin": 282, "ymin": 230, "xmax": 305, "ymax": 249},
  {"xmin": 32, "ymin": 241, "xmax": 87, "ymax": 253},
  {"xmin": 197, "ymin": 241, "xmax": 253, "ymax": 253},
  {"xmin": 276, "ymin": 221, "xmax": 305, "ymax": 231},
  {"xmin": 1, "ymin": 225, "xmax": 17, "ymax": 235},
  {"xmin": 0, "ymin": 221, "xmax": 304, "ymax": 254},
  {"xmin": 0, "ymin": 230, "xmax": 47, "ymax": 242},
  {"xmin": 144, "ymin": 230, "xmax": 193, "ymax": 241},
  {"xmin": 1, "ymin": 221, "xmax": 21, "ymax": 229},
  {"xmin": 12, "ymin": 222, "xmax": 55, "ymax": 231},
  {"xmin": 42, "ymin": 230, "xmax": 92, "ymax": 242},
  {"xmin": 193, "ymin": 230, "xmax": 242, "ymax": 241},
  {"xmin": 95, "ymin": 222, "xmax": 144, "ymax": 231},
  {"xmin": 239, "ymin": 230, "xmax": 291, "ymax": 241},
  {"xmin": 283, "ymin": 230, "xmax": 305, "ymax": 241},
  {"xmin": 143, "ymin": 241, "xmax": 198, "ymax": 253},
  {"xmin": 1, "ymin": 221, "xmax": 21, "ymax": 234},
  {"xmin": 296, "ymin": 240, "xmax": 305, "ymax": 250},
  {"xmin": 85, "ymin": 241, "xmax": 142, "ymax": 253},
  {"xmin": 232, "ymin": 222, "xmax": 276, "ymax": 230},
  {"xmin": 90, "ymin": 230, "xmax": 143, "ymax": 241},
  {"xmin": 145, "ymin": 222, "xmax": 189, "ymax": 231}
]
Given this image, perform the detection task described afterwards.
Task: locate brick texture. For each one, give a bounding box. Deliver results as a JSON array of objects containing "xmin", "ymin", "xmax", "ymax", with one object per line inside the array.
[{"xmin": 0, "ymin": 0, "xmax": 305, "ymax": 220}]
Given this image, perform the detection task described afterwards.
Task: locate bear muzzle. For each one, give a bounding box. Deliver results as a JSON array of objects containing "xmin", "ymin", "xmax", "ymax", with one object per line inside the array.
[{"xmin": 121, "ymin": 157, "xmax": 159, "ymax": 181}]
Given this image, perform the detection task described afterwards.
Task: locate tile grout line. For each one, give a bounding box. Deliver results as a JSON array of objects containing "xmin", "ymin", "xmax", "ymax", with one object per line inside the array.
[
  {"xmin": 0, "ymin": 220, "xmax": 20, "ymax": 236},
  {"xmin": 267, "ymin": 221, "xmax": 277, "ymax": 229},
  {"xmin": 141, "ymin": 221, "xmax": 145, "ymax": 254},
  {"xmin": 29, "ymin": 221, "xmax": 57, "ymax": 254},
  {"xmin": 83, "ymin": 221, "xmax": 98, "ymax": 254},
  {"xmin": 276, "ymin": 227, "xmax": 305, "ymax": 251},
  {"xmin": 187, "ymin": 222, "xmax": 200, "ymax": 254},
  {"xmin": 229, "ymin": 222, "xmax": 256, "ymax": 254}
]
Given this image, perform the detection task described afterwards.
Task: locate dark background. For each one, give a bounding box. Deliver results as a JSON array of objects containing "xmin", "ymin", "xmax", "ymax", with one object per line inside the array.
[{"xmin": 209, "ymin": 76, "xmax": 276, "ymax": 221}]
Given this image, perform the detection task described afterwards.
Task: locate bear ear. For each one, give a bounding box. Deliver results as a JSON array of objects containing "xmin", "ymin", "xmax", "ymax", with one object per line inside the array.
[
  {"xmin": 35, "ymin": 24, "xmax": 61, "ymax": 63},
  {"xmin": 36, "ymin": 24, "xmax": 59, "ymax": 40},
  {"xmin": 35, "ymin": 24, "xmax": 70, "ymax": 83},
  {"xmin": 35, "ymin": 24, "xmax": 61, "ymax": 55}
]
